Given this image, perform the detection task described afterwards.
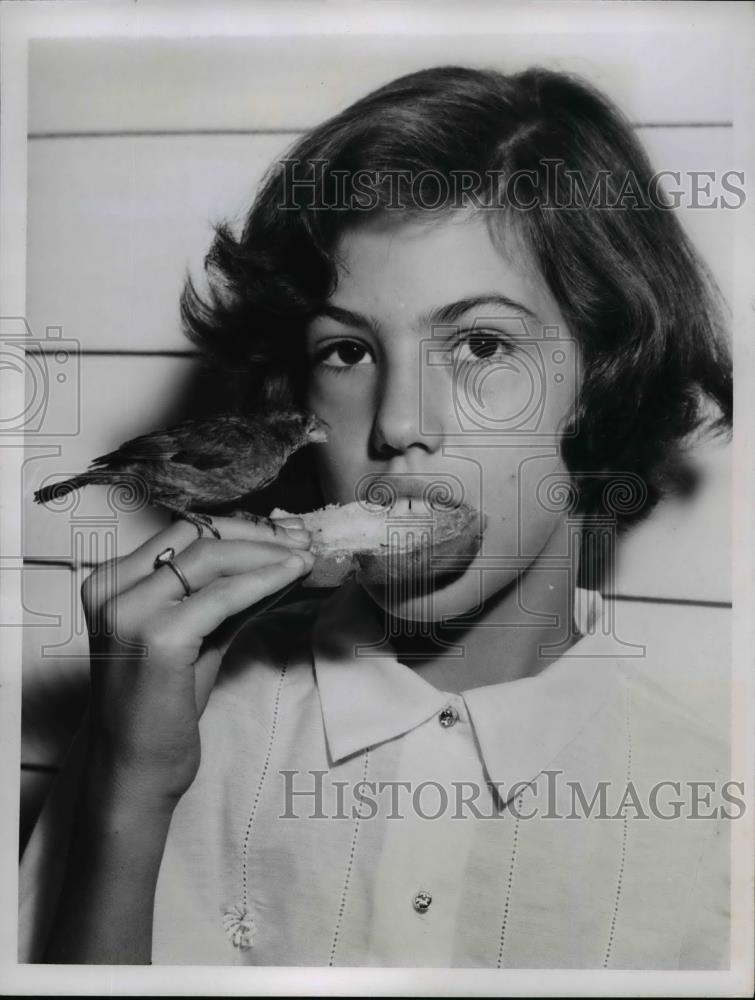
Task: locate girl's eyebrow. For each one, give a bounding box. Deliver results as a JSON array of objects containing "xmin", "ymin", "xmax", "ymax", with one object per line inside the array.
[
  {"xmin": 311, "ymin": 294, "xmax": 540, "ymax": 333},
  {"xmin": 426, "ymin": 294, "xmax": 540, "ymax": 326},
  {"xmin": 310, "ymin": 304, "xmax": 378, "ymax": 335}
]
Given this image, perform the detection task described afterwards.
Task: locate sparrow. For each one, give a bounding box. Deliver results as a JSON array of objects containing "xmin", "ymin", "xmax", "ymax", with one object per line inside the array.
[{"xmin": 33, "ymin": 409, "xmax": 329, "ymax": 538}]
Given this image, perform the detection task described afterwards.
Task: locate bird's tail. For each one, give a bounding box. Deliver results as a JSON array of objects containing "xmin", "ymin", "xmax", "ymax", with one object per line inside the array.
[{"xmin": 33, "ymin": 472, "xmax": 116, "ymax": 505}]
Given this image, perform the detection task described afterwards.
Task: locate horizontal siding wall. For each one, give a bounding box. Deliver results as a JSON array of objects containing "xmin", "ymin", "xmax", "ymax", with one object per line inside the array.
[
  {"xmin": 28, "ymin": 34, "xmax": 734, "ymax": 133},
  {"xmin": 20, "ymin": 34, "xmax": 735, "ymax": 848}
]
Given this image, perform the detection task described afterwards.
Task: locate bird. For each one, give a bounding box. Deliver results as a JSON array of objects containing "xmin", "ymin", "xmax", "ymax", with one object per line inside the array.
[{"xmin": 33, "ymin": 409, "xmax": 329, "ymax": 538}]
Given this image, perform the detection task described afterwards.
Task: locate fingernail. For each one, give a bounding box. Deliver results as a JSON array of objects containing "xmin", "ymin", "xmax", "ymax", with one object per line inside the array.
[
  {"xmin": 285, "ymin": 527, "xmax": 311, "ymax": 542},
  {"xmin": 285, "ymin": 550, "xmax": 314, "ymax": 569},
  {"xmin": 270, "ymin": 514, "xmax": 304, "ymax": 528}
]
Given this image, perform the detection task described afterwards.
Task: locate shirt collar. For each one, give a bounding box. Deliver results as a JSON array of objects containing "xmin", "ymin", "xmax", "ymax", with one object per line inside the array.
[
  {"xmin": 462, "ymin": 645, "xmax": 619, "ymax": 803},
  {"xmin": 312, "ymin": 581, "xmax": 621, "ymax": 803},
  {"xmin": 312, "ymin": 581, "xmax": 449, "ymax": 763}
]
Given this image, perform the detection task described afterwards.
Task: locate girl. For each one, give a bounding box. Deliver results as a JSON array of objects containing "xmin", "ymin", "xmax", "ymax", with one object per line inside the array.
[{"xmin": 20, "ymin": 66, "xmax": 732, "ymax": 968}]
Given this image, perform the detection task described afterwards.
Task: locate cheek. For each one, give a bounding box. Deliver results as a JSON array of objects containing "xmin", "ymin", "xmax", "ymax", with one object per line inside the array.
[
  {"xmin": 306, "ymin": 400, "xmax": 370, "ymax": 504},
  {"xmin": 307, "ymin": 374, "xmax": 376, "ymax": 432},
  {"xmin": 478, "ymin": 365, "xmax": 535, "ymax": 423},
  {"xmin": 310, "ymin": 442, "xmax": 358, "ymax": 504},
  {"xmin": 475, "ymin": 445, "xmax": 571, "ymax": 558},
  {"xmin": 472, "ymin": 353, "xmax": 577, "ymax": 435},
  {"xmin": 306, "ymin": 372, "xmax": 381, "ymax": 495}
]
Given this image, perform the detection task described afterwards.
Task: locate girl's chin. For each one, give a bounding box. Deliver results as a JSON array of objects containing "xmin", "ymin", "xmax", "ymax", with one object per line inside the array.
[{"xmin": 360, "ymin": 563, "xmax": 498, "ymax": 623}]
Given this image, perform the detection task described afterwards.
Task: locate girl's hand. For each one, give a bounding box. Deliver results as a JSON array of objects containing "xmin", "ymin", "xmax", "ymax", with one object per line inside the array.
[{"xmin": 80, "ymin": 514, "xmax": 313, "ymax": 809}]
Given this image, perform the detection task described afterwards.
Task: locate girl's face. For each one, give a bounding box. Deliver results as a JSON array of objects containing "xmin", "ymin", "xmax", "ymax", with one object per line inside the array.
[{"xmin": 305, "ymin": 211, "xmax": 580, "ymax": 621}]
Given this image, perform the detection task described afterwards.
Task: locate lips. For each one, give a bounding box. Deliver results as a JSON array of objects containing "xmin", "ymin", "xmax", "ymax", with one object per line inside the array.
[
  {"xmin": 356, "ymin": 476, "xmax": 466, "ymax": 514},
  {"xmin": 377, "ymin": 496, "xmax": 454, "ymax": 516}
]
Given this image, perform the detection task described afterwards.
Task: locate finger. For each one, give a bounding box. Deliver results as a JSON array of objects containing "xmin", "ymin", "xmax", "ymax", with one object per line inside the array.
[
  {"xmin": 123, "ymin": 537, "xmax": 309, "ymax": 605},
  {"xmin": 269, "ymin": 514, "xmax": 306, "ymax": 529},
  {"xmin": 162, "ymin": 550, "xmax": 314, "ymax": 640},
  {"xmin": 230, "ymin": 511, "xmax": 283, "ymax": 529},
  {"xmin": 88, "ymin": 514, "xmax": 311, "ymax": 605}
]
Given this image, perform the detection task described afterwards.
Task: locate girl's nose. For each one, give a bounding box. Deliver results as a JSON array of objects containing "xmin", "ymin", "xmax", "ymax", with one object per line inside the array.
[{"xmin": 370, "ymin": 354, "xmax": 444, "ymax": 457}]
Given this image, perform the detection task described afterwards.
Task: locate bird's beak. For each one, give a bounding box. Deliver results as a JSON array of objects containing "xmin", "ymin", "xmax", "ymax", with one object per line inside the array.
[{"xmin": 306, "ymin": 416, "xmax": 329, "ymax": 444}]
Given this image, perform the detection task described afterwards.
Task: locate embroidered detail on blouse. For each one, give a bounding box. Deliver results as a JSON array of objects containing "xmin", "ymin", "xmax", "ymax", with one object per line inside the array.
[
  {"xmin": 223, "ymin": 904, "xmax": 255, "ymax": 949},
  {"xmin": 329, "ymin": 747, "xmax": 371, "ymax": 967},
  {"xmin": 497, "ymin": 789, "xmax": 523, "ymax": 968},
  {"xmin": 225, "ymin": 661, "xmax": 289, "ymax": 949},
  {"xmin": 604, "ymin": 679, "xmax": 632, "ymax": 967}
]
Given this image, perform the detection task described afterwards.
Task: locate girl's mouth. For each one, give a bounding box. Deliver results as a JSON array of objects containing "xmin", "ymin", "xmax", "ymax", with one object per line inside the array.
[
  {"xmin": 373, "ymin": 495, "xmax": 461, "ymax": 517},
  {"xmin": 356, "ymin": 475, "xmax": 469, "ymax": 515}
]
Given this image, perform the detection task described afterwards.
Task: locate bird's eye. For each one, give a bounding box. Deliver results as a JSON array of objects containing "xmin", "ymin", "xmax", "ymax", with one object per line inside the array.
[{"xmin": 315, "ymin": 340, "xmax": 374, "ymax": 371}]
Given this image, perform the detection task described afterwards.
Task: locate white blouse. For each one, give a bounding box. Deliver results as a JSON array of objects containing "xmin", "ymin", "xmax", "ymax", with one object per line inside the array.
[{"xmin": 19, "ymin": 582, "xmax": 731, "ymax": 968}]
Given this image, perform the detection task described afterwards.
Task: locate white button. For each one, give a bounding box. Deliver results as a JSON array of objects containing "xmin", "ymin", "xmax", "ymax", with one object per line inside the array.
[
  {"xmin": 412, "ymin": 889, "xmax": 432, "ymax": 913},
  {"xmin": 438, "ymin": 706, "xmax": 458, "ymax": 728}
]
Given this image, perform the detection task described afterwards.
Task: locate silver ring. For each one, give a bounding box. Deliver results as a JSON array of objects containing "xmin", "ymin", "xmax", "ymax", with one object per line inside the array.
[{"xmin": 153, "ymin": 546, "xmax": 193, "ymax": 598}]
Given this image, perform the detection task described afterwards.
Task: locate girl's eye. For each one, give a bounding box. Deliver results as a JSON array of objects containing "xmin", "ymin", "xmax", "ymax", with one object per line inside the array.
[
  {"xmin": 453, "ymin": 331, "xmax": 513, "ymax": 364},
  {"xmin": 315, "ymin": 340, "xmax": 374, "ymax": 370}
]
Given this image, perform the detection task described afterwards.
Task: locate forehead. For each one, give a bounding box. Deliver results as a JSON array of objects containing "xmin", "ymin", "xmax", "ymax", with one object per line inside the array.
[{"xmin": 325, "ymin": 211, "xmax": 560, "ymax": 326}]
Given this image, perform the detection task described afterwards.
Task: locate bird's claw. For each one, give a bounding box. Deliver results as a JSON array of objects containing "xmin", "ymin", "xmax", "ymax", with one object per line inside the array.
[
  {"xmin": 172, "ymin": 510, "xmax": 222, "ymax": 540},
  {"xmin": 230, "ymin": 510, "xmax": 281, "ymax": 534}
]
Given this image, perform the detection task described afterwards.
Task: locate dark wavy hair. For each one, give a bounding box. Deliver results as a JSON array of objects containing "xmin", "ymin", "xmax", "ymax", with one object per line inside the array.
[{"xmin": 180, "ymin": 65, "xmax": 731, "ymax": 529}]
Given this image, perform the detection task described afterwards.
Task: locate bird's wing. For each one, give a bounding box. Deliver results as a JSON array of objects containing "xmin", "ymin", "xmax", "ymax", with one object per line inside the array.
[
  {"xmin": 166, "ymin": 417, "xmax": 260, "ymax": 471},
  {"xmin": 169, "ymin": 446, "xmax": 235, "ymax": 471},
  {"xmin": 88, "ymin": 418, "xmax": 241, "ymax": 468},
  {"xmin": 89, "ymin": 417, "xmax": 262, "ymax": 474}
]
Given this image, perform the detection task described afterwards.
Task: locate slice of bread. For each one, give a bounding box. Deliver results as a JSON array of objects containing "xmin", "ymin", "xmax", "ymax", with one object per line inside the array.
[{"xmin": 270, "ymin": 500, "xmax": 485, "ymax": 588}]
